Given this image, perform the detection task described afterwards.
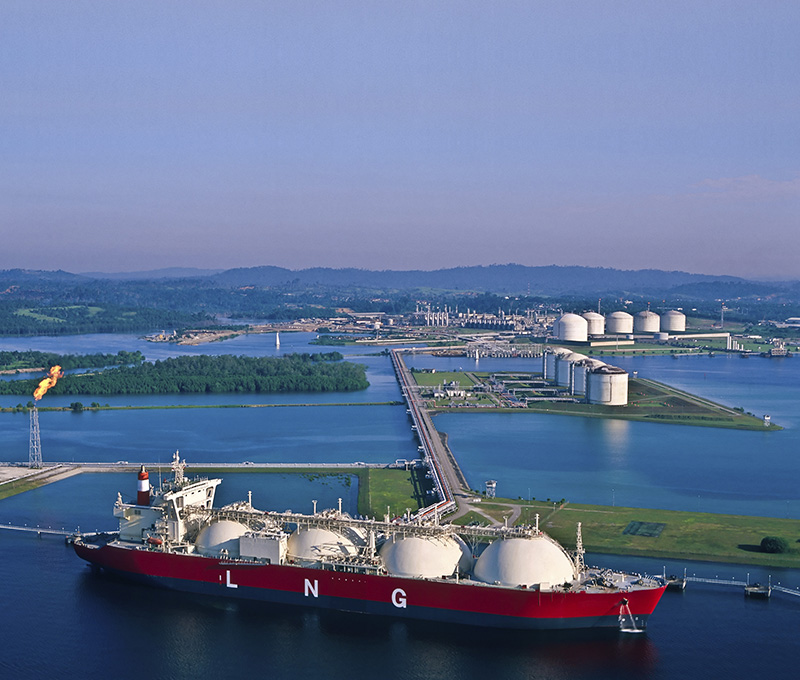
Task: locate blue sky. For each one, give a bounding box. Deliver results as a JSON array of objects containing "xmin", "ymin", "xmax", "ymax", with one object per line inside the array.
[{"xmin": 1, "ymin": 1, "xmax": 798, "ymax": 278}]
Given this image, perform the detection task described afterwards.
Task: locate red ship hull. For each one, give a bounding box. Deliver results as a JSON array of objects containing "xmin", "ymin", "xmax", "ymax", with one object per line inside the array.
[{"xmin": 75, "ymin": 541, "xmax": 665, "ymax": 630}]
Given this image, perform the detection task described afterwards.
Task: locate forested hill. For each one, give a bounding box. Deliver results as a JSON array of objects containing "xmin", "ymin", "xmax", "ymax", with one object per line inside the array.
[
  {"xmin": 0, "ymin": 353, "xmax": 369, "ymax": 396},
  {"xmin": 208, "ymin": 264, "xmax": 748, "ymax": 294}
]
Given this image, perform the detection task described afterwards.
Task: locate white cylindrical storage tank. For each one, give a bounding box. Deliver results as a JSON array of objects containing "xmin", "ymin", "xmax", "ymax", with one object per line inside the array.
[
  {"xmin": 634, "ymin": 311, "xmax": 660, "ymax": 334},
  {"xmin": 473, "ymin": 536, "xmax": 576, "ymax": 588},
  {"xmin": 606, "ymin": 311, "xmax": 633, "ymax": 334},
  {"xmin": 574, "ymin": 358, "xmax": 604, "ymax": 394},
  {"xmin": 586, "ymin": 366, "xmax": 628, "ymax": 406},
  {"xmin": 544, "ymin": 351, "xmax": 556, "ymax": 380},
  {"xmin": 661, "ymin": 310, "xmax": 686, "ymax": 332},
  {"xmin": 573, "ymin": 363, "xmax": 588, "ymax": 394},
  {"xmin": 544, "ymin": 347, "xmax": 569, "ymax": 381},
  {"xmin": 581, "ymin": 312, "xmax": 605, "ymax": 336},
  {"xmin": 556, "ymin": 313, "xmax": 588, "ymax": 343},
  {"xmin": 556, "ymin": 352, "xmax": 584, "ymax": 387}
]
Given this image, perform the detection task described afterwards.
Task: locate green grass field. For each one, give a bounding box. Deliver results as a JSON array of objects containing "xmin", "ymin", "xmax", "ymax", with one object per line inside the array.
[
  {"xmin": 0, "ymin": 478, "xmax": 49, "ymax": 501},
  {"xmin": 516, "ymin": 500, "xmax": 800, "ymax": 568},
  {"xmin": 358, "ymin": 468, "xmax": 425, "ymax": 518},
  {"xmin": 410, "ymin": 370, "xmax": 477, "ymax": 387}
]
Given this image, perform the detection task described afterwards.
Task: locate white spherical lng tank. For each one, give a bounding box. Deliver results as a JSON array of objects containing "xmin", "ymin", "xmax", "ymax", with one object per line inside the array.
[
  {"xmin": 661, "ymin": 310, "xmax": 686, "ymax": 332},
  {"xmin": 634, "ymin": 310, "xmax": 660, "ymax": 333},
  {"xmin": 195, "ymin": 520, "xmax": 249, "ymax": 558},
  {"xmin": 556, "ymin": 313, "xmax": 588, "ymax": 342},
  {"xmin": 586, "ymin": 366, "xmax": 629, "ymax": 406},
  {"xmin": 606, "ymin": 311, "xmax": 633, "ymax": 334},
  {"xmin": 581, "ymin": 312, "xmax": 605, "ymax": 336},
  {"xmin": 379, "ymin": 534, "xmax": 471, "ymax": 579},
  {"xmin": 287, "ymin": 527, "xmax": 363, "ymax": 561},
  {"xmin": 473, "ymin": 536, "xmax": 576, "ymax": 588}
]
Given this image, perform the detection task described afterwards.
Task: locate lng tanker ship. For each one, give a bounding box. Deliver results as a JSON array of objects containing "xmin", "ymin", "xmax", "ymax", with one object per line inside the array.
[{"xmin": 73, "ymin": 453, "xmax": 665, "ymax": 631}]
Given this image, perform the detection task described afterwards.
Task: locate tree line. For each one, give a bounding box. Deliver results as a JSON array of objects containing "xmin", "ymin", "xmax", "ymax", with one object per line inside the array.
[
  {"xmin": 0, "ymin": 352, "xmax": 368, "ymax": 396},
  {"xmin": 0, "ymin": 301, "xmax": 211, "ymax": 337},
  {"xmin": 0, "ymin": 350, "xmax": 145, "ymax": 372}
]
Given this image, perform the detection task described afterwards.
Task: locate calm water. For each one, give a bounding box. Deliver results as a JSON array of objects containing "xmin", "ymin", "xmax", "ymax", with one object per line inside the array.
[
  {"xmin": 0, "ymin": 405, "xmax": 413, "ymax": 465},
  {"xmin": 1, "ymin": 334, "xmax": 799, "ymax": 679},
  {"xmin": 409, "ymin": 353, "xmax": 800, "ymax": 518}
]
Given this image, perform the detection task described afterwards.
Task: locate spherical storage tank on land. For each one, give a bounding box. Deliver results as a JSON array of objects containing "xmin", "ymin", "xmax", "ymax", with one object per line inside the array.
[
  {"xmin": 581, "ymin": 312, "xmax": 605, "ymax": 336},
  {"xmin": 606, "ymin": 311, "xmax": 633, "ymax": 334},
  {"xmin": 556, "ymin": 313, "xmax": 588, "ymax": 342},
  {"xmin": 661, "ymin": 310, "xmax": 686, "ymax": 332},
  {"xmin": 586, "ymin": 365, "xmax": 628, "ymax": 406},
  {"xmin": 634, "ymin": 310, "xmax": 660, "ymax": 334}
]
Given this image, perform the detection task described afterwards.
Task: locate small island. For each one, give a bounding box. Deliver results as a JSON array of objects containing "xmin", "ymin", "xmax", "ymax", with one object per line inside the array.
[
  {"xmin": 0, "ymin": 352, "xmax": 369, "ymax": 396},
  {"xmin": 412, "ymin": 369, "xmax": 776, "ymax": 430}
]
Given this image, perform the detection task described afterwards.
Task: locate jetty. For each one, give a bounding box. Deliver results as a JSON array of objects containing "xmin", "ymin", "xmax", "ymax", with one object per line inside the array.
[{"xmin": 390, "ymin": 349, "xmax": 480, "ymax": 518}]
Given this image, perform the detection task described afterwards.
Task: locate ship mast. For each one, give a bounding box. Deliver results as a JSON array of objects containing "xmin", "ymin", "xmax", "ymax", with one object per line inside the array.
[
  {"xmin": 171, "ymin": 450, "xmax": 186, "ymax": 486},
  {"xmin": 575, "ymin": 522, "xmax": 585, "ymax": 573}
]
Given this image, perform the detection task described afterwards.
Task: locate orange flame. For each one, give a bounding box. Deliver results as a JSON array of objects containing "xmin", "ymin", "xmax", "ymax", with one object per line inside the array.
[{"xmin": 33, "ymin": 365, "xmax": 64, "ymax": 400}]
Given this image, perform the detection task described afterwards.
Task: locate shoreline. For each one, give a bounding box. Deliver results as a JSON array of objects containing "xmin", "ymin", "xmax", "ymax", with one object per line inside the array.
[
  {"xmin": 0, "ymin": 401, "xmax": 403, "ymax": 413},
  {"xmin": 2, "ymin": 463, "xmax": 797, "ymax": 570}
]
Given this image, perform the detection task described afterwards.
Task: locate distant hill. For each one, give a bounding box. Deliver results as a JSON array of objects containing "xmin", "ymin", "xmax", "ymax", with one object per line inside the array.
[
  {"xmin": 0, "ymin": 268, "xmax": 86, "ymax": 284},
  {"xmin": 80, "ymin": 267, "xmax": 224, "ymax": 280},
  {"xmin": 2, "ymin": 263, "xmax": 797, "ymax": 300},
  {"xmin": 210, "ymin": 264, "xmax": 750, "ymax": 296}
]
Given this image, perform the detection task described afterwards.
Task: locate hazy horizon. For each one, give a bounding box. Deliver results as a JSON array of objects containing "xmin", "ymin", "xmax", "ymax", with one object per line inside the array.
[
  {"xmin": 2, "ymin": 2, "xmax": 798, "ymax": 279},
  {"xmin": 0, "ymin": 261, "xmax": 793, "ymax": 285}
]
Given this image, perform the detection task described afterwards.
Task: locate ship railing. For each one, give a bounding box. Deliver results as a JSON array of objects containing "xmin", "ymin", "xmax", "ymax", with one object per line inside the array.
[
  {"xmin": 208, "ymin": 508, "xmax": 281, "ymax": 530},
  {"xmin": 272, "ymin": 509, "xmax": 538, "ymax": 542},
  {"xmin": 316, "ymin": 558, "xmax": 383, "ymax": 574}
]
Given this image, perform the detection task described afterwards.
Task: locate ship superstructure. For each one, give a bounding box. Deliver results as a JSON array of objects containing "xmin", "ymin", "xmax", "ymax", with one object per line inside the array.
[{"xmin": 75, "ymin": 453, "xmax": 665, "ymax": 631}]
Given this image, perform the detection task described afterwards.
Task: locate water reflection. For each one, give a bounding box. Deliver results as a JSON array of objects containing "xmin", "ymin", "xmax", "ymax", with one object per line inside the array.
[{"xmin": 601, "ymin": 418, "xmax": 630, "ymax": 465}]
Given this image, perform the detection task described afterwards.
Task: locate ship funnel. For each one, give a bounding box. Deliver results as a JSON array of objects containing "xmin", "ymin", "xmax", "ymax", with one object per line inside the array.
[{"xmin": 137, "ymin": 466, "xmax": 151, "ymax": 506}]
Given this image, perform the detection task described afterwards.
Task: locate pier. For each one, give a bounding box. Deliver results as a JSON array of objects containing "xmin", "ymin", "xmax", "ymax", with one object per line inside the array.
[
  {"xmin": 665, "ymin": 574, "xmax": 800, "ymax": 600},
  {"xmin": 390, "ymin": 349, "xmax": 469, "ymax": 519},
  {"xmin": 0, "ymin": 523, "xmax": 81, "ymax": 538}
]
